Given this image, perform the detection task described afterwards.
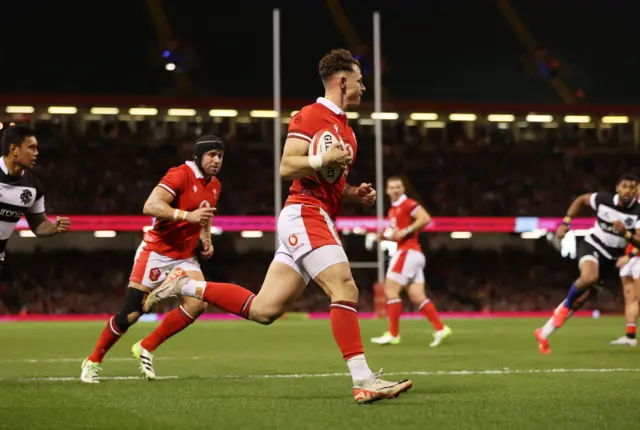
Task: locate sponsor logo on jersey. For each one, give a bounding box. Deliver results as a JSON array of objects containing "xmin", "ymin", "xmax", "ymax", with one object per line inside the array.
[
  {"xmin": 0, "ymin": 208, "xmax": 22, "ymax": 220},
  {"xmin": 288, "ymin": 234, "xmax": 299, "ymax": 247}
]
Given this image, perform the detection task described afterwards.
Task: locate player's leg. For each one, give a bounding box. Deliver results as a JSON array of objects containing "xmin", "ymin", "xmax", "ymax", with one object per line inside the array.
[
  {"xmin": 535, "ymin": 254, "xmax": 599, "ymax": 354},
  {"xmin": 143, "ymin": 247, "xmax": 307, "ymax": 325},
  {"xmin": 133, "ymin": 262, "xmax": 207, "ymax": 379},
  {"xmin": 304, "ymin": 249, "xmax": 412, "ymax": 403},
  {"xmin": 406, "ymin": 280, "xmax": 451, "ymax": 347},
  {"xmin": 81, "ymin": 282, "xmax": 149, "ymax": 383},
  {"xmin": 550, "ymin": 245, "xmax": 601, "ymax": 330},
  {"xmin": 371, "ymin": 249, "xmax": 413, "ymax": 345},
  {"xmin": 370, "ymin": 277, "xmax": 403, "ymax": 345},
  {"xmin": 611, "ymin": 276, "xmax": 638, "ymax": 346},
  {"xmin": 139, "ymin": 267, "xmax": 205, "ymax": 352},
  {"xmin": 82, "ymin": 245, "xmax": 160, "ymax": 383},
  {"xmin": 246, "ymin": 257, "xmax": 307, "ymax": 324},
  {"xmin": 625, "ymin": 259, "xmax": 640, "ymax": 344},
  {"xmin": 611, "ymin": 258, "xmax": 640, "ymax": 346}
]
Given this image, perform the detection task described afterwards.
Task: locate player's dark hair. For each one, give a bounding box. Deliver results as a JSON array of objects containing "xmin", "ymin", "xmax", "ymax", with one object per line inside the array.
[
  {"xmin": 319, "ymin": 49, "xmax": 360, "ymax": 82},
  {"xmin": 387, "ymin": 175, "xmax": 426, "ymax": 207},
  {"xmin": 617, "ymin": 172, "xmax": 639, "ymax": 185},
  {"xmin": 1, "ymin": 125, "xmax": 35, "ymax": 155}
]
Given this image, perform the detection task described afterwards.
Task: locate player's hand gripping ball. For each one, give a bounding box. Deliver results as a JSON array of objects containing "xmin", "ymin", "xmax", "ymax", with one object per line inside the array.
[{"xmin": 309, "ymin": 129, "xmax": 351, "ymax": 183}]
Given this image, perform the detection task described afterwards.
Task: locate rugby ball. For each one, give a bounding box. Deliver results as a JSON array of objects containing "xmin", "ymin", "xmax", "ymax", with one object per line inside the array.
[{"xmin": 309, "ymin": 129, "xmax": 345, "ymax": 184}]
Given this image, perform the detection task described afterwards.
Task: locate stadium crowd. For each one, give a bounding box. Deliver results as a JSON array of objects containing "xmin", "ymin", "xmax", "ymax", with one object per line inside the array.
[
  {"xmin": 30, "ymin": 119, "xmax": 639, "ymax": 217},
  {"xmin": 0, "ymin": 117, "xmax": 631, "ymax": 315},
  {"xmin": 0, "ymin": 244, "xmax": 624, "ymax": 315}
]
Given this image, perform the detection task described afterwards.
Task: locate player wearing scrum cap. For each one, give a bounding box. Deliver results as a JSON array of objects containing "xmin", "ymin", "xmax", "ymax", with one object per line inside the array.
[
  {"xmin": 144, "ymin": 49, "xmax": 413, "ymax": 404},
  {"xmin": 81, "ymin": 136, "xmax": 223, "ymax": 383}
]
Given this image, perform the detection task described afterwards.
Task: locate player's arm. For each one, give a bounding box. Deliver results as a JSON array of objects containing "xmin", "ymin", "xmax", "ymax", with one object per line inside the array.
[
  {"xmin": 390, "ymin": 205, "xmax": 431, "ymax": 241},
  {"xmin": 199, "ymin": 217, "xmax": 214, "ymax": 259},
  {"xmin": 342, "ymin": 183, "xmax": 376, "ymax": 207},
  {"xmin": 612, "ymin": 222, "xmax": 640, "ymax": 249},
  {"xmin": 406, "ymin": 206, "xmax": 431, "ymax": 235},
  {"xmin": 24, "ymin": 190, "xmax": 70, "ymax": 237},
  {"xmin": 279, "ymin": 138, "xmax": 351, "ymax": 180},
  {"xmin": 279, "ymin": 138, "xmax": 318, "ymax": 180},
  {"xmin": 143, "ymin": 186, "xmax": 181, "ymax": 220},
  {"xmin": 343, "ymin": 184, "xmax": 359, "ymax": 200},
  {"xmin": 143, "ymin": 187, "xmax": 213, "ymax": 225},
  {"xmin": 619, "ymin": 231, "xmax": 640, "ymax": 249},
  {"xmin": 200, "ymin": 218, "xmax": 212, "ymax": 242},
  {"xmin": 556, "ymin": 193, "xmax": 594, "ymax": 238},
  {"xmin": 562, "ymin": 193, "xmax": 595, "ymax": 226},
  {"xmin": 25, "ymin": 213, "xmax": 70, "ymax": 237}
]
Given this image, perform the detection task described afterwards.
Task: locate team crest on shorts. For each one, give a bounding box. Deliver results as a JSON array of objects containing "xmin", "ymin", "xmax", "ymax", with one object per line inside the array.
[
  {"xmin": 149, "ymin": 268, "xmax": 161, "ymax": 282},
  {"xmin": 288, "ymin": 234, "xmax": 299, "ymax": 247}
]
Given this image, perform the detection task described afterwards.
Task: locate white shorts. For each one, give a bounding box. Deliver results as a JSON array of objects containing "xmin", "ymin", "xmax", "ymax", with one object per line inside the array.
[
  {"xmin": 129, "ymin": 241, "xmax": 201, "ymax": 289},
  {"xmin": 620, "ymin": 256, "xmax": 640, "ymax": 279},
  {"xmin": 386, "ymin": 249, "xmax": 426, "ymax": 286},
  {"xmin": 273, "ymin": 204, "xmax": 348, "ymax": 284}
]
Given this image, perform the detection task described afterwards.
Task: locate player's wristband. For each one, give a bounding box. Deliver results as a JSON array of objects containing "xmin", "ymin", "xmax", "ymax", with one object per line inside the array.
[
  {"xmin": 173, "ymin": 209, "xmax": 188, "ymax": 221},
  {"xmin": 308, "ymin": 155, "xmax": 323, "ymax": 171},
  {"xmin": 562, "ymin": 216, "xmax": 572, "ymax": 227},
  {"xmin": 403, "ymin": 226, "xmax": 415, "ymax": 235}
]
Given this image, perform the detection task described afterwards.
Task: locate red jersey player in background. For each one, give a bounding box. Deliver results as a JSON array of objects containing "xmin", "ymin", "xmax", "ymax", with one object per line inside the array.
[
  {"xmin": 80, "ymin": 136, "xmax": 222, "ymax": 383},
  {"xmin": 371, "ymin": 176, "xmax": 451, "ymax": 347},
  {"xmin": 612, "ymin": 184, "xmax": 640, "ymax": 346},
  {"xmin": 613, "ymin": 242, "xmax": 640, "ymax": 346},
  {"xmin": 144, "ymin": 49, "xmax": 413, "ymax": 404}
]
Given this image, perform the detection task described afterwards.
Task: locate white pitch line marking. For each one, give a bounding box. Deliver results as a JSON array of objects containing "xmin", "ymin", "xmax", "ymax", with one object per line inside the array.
[{"xmin": 5, "ymin": 368, "xmax": 640, "ymax": 382}]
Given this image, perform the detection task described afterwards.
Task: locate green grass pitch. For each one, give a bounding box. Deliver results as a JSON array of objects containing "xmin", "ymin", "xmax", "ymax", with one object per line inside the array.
[{"xmin": 1, "ymin": 317, "xmax": 639, "ymax": 429}]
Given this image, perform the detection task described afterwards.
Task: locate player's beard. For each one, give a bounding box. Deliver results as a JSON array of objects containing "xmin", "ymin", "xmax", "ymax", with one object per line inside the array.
[{"xmin": 622, "ymin": 197, "xmax": 634, "ymax": 205}]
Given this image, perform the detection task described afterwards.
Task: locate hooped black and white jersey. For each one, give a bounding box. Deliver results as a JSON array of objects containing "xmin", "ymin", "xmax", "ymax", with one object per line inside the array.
[
  {"xmin": 584, "ymin": 192, "xmax": 640, "ymax": 260},
  {"xmin": 0, "ymin": 157, "xmax": 45, "ymax": 257}
]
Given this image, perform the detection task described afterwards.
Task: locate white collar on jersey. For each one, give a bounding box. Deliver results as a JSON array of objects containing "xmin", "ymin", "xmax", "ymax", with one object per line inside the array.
[
  {"xmin": 317, "ymin": 97, "xmax": 344, "ymax": 115},
  {"xmin": 0, "ymin": 157, "xmax": 24, "ymax": 177},
  {"xmin": 614, "ymin": 193, "xmax": 636, "ymax": 208},
  {"xmin": 186, "ymin": 160, "xmax": 204, "ymax": 179},
  {"xmin": 392, "ymin": 194, "xmax": 408, "ymax": 207}
]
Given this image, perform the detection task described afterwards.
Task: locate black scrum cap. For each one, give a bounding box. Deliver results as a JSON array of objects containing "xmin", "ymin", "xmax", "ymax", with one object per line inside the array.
[{"xmin": 194, "ymin": 135, "xmax": 224, "ymax": 170}]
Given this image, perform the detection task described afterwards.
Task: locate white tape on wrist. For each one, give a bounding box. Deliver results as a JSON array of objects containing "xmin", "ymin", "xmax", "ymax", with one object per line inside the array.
[
  {"xmin": 173, "ymin": 209, "xmax": 180, "ymax": 220},
  {"xmin": 308, "ymin": 155, "xmax": 323, "ymax": 171}
]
